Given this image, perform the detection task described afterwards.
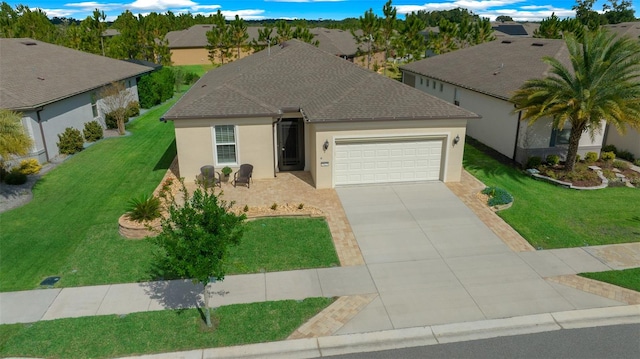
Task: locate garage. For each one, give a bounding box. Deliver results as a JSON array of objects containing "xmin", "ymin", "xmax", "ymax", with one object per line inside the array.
[{"xmin": 334, "ymin": 138, "xmax": 444, "ymax": 185}]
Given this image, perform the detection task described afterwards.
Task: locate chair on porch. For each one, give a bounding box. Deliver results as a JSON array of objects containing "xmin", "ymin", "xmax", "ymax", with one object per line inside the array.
[
  {"xmin": 234, "ymin": 164, "xmax": 253, "ymax": 188},
  {"xmin": 198, "ymin": 165, "xmax": 221, "ymax": 188}
]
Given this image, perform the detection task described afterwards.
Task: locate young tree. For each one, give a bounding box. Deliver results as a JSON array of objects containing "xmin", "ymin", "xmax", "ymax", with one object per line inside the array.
[
  {"xmin": 206, "ymin": 10, "xmax": 232, "ymax": 64},
  {"xmin": 496, "ymin": 15, "xmax": 514, "ymax": 22},
  {"xmin": 399, "ymin": 12, "xmax": 427, "ymax": 61},
  {"xmin": 154, "ymin": 180, "xmax": 246, "ymax": 327},
  {"xmin": 510, "ymin": 30, "xmax": 640, "ymax": 172},
  {"xmin": 602, "ymin": 0, "xmax": 636, "ymax": 24},
  {"xmin": 352, "ymin": 8, "xmax": 380, "ymax": 69},
  {"xmin": 229, "ymin": 14, "xmax": 248, "ymax": 60},
  {"xmin": 275, "ymin": 19, "xmax": 293, "ymax": 43},
  {"xmin": 0, "ymin": 109, "xmax": 33, "ymax": 167},
  {"xmin": 381, "ymin": 0, "xmax": 397, "ymax": 75},
  {"xmin": 99, "ymin": 81, "xmax": 133, "ymax": 135},
  {"xmin": 572, "ymin": 0, "xmax": 603, "ymax": 29}
]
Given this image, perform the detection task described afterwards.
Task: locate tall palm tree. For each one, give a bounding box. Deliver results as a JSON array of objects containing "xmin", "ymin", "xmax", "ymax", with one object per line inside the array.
[{"xmin": 510, "ymin": 29, "xmax": 640, "ymax": 172}]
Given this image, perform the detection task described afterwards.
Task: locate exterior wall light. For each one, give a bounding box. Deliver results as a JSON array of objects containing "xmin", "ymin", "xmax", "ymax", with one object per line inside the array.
[
  {"xmin": 323, "ymin": 139, "xmax": 330, "ymax": 152},
  {"xmin": 453, "ymin": 135, "xmax": 460, "ymax": 145}
]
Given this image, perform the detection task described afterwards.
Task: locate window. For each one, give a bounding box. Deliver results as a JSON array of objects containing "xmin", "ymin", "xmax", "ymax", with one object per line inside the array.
[
  {"xmin": 454, "ymin": 88, "xmax": 459, "ymax": 106},
  {"xmin": 420, "ymin": 77, "xmax": 423, "ymax": 85},
  {"xmin": 432, "ymin": 81, "xmax": 436, "ymax": 89},
  {"xmin": 555, "ymin": 129, "xmax": 571, "ymax": 145},
  {"xmin": 91, "ymin": 92, "xmax": 98, "ymax": 118},
  {"xmin": 426, "ymin": 79, "xmax": 430, "ymax": 87},
  {"xmin": 439, "ymin": 83, "xmax": 444, "ymax": 92},
  {"xmin": 214, "ymin": 125, "xmax": 237, "ymax": 164}
]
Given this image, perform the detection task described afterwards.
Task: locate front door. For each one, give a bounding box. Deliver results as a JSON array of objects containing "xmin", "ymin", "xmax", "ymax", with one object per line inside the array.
[{"xmin": 277, "ymin": 118, "xmax": 304, "ymax": 171}]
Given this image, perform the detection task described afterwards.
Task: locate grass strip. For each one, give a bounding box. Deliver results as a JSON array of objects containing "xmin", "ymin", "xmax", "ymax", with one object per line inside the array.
[
  {"xmin": 228, "ymin": 217, "xmax": 340, "ymax": 274},
  {"xmin": 0, "ymin": 297, "xmax": 333, "ymax": 359},
  {"xmin": 463, "ymin": 139, "xmax": 640, "ymax": 249},
  {"xmin": 579, "ymin": 268, "xmax": 640, "ymax": 292}
]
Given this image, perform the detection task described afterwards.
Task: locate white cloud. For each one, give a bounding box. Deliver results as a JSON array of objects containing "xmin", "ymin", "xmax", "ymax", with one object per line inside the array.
[
  {"xmin": 128, "ymin": 0, "xmax": 198, "ymax": 11},
  {"xmin": 220, "ymin": 9, "xmax": 266, "ymax": 20},
  {"xmin": 64, "ymin": 2, "xmax": 123, "ymax": 11},
  {"xmin": 266, "ymin": 0, "xmax": 344, "ymax": 2}
]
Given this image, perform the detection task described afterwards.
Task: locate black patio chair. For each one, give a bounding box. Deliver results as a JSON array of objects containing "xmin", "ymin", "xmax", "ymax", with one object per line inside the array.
[
  {"xmin": 198, "ymin": 165, "xmax": 221, "ymax": 188},
  {"xmin": 234, "ymin": 164, "xmax": 253, "ymax": 188}
]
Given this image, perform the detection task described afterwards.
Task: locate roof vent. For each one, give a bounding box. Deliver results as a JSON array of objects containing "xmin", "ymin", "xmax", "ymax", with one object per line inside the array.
[
  {"xmin": 501, "ymin": 40, "xmax": 512, "ymax": 44},
  {"xmin": 531, "ymin": 42, "xmax": 544, "ymax": 47},
  {"xmin": 21, "ymin": 41, "xmax": 37, "ymax": 46}
]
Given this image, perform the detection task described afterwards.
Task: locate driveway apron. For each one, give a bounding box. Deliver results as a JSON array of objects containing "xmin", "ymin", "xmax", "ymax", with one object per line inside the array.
[{"xmin": 336, "ymin": 182, "xmax": 625, "ymax": 332}]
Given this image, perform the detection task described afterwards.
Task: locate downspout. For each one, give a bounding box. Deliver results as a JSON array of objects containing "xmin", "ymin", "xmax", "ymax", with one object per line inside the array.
[
  {"xmin": 512, "ymin": 108, "xmax": 522, "ymax": 162},
  {"xmin": 36, "ymin": 107, "xmax": 50, "ymax": 162}
]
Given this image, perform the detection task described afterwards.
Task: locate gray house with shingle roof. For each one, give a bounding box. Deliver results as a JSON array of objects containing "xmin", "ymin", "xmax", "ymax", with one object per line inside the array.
[
  {"xmin": 400, "ymin": 37, "xmax": 607, "ymax": 164},
  {"xmin": 162, "ymin": 39, "xmax": 479, "ymax": 188},
  {"xmin": 0, "ymin": 38, "xmax": 154, "ymax": 163}
]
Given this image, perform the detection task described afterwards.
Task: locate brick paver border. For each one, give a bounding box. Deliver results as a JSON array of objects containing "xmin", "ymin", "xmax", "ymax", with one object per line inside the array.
[{"xmin": 546, "ymin": 275, "xmax": 640, "ymax": 304}]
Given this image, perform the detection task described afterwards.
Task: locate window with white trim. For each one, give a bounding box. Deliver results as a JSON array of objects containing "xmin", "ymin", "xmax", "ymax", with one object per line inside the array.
[
  {"xmin": 214, "ymin": 125, "xmax": 237, "ymax": 164},
  {"xmin": 91, "ymin": 92, "xmax": 98, "ymax": 118}
]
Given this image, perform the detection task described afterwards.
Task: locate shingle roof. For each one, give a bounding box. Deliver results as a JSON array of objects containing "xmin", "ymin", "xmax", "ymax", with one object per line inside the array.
[
  {"xmin": 163, "ymin": 39, "xmax": 479, "ymax": 122},
  {"xmin": 602, "ymin": 21, "xmax": 640, "ymax": 40},
  {"xmin": 0, "ymin": 38, "xmax": 155, "ymax": 110},
  {"xmin": 310, "ymin": 28, "xmax": 359, "ymax": 56},
  {"xmin": 401, "ymin": 38, "xmax": 570, "ymax": 100},
  {"xmin": 166, "ymin": 25, "xmax": 262, "ymax": 48}
]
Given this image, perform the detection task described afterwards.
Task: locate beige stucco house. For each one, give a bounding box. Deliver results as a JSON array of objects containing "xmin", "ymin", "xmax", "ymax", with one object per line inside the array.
[
  {"xmin": 0, "ymin": 38, "xmax": 154, "ymax": 163},
  {"xmin": 400, "ymin": 37, "xmax": 607, "ymax": 165},
  {"xmin": 162, "ymin": 40, "xmax": 479, "ymax": 188}
]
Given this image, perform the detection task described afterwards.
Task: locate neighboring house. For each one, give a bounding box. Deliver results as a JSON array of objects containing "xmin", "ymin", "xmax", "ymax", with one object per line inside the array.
[
  {"xmin": 400, "ymin": 37, "xmax": 607, "ymax": 165},
  {"xmin": 491, "ymin": 22, "xmax": 539, "ymax": 37},
  {"xmin": 0, "ymin": 38, "xmax": 154, "ymax": 163},
  {"xmin": 161, "ymin": 39, "xmax": 479, "ymax": 189},
  {"xmin": 166, "ymin": 25, "xmax": 359, "ymax": 65},
  {"xmin": 601, "ymin": 21, "xmax": 640, "ymax": 158}
]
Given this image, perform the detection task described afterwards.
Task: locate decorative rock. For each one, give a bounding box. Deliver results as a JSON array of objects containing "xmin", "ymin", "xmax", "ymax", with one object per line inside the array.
[
  {"xmin": 588, "ymin": 165, "xmax": 601, "ymax": 171},
  {"xmin": 612, "ymin": 168, "xmax": 621, "ymax": 173},
  {"xmin": 615, "ymin": 173, "xmax": 626, "ymax": 179},
  {"xmin": 526, "ymin": 168, "xmax": 540, "ymax": 175}
]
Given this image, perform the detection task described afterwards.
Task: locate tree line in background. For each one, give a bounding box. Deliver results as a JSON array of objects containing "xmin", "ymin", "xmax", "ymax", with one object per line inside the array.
[{"xmin": 0, "ymin": 0, "xmax": 637, "ymax": 67}]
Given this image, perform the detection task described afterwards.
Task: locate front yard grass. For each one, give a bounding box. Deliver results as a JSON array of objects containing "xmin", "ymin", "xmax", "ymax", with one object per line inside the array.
[
  {"xmin": 0, "ymin": 297, "xmax": 333, "ymax": 359},
  {"xmin": 228, "ymin": 217, "xmax": 339, "ymax": 274},
  {"xmin": 579, "ymin": 268, "xmax": 640, "ymax": 292},
  {"xmin": 463, "ymin": 139, "xmax": 640, "ymax": 249},
  {"xmin": 0, "ymin": 99, "xmax": 337, "ymax": 292}
]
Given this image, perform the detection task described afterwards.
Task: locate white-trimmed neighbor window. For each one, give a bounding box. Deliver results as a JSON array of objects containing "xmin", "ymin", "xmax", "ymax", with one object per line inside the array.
[
  {"xmin": 91, "ymin": 92, "xmax": 98, "ymax": 118},
  {"xmin": 214, "ymin": 125, "xmax": 237, "ymax": 164}
]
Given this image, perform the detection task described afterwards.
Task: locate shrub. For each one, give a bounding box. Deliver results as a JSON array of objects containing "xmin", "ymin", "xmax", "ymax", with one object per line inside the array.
[
  {"xmin": 525, "ymin": 156, "xmax": 542, "ymax": 169},
  {"xmin": 243, "ymin": 204, "xmax": 249, "ymax": 212},
  {"xmin": 83, "ymin": 120, "xmax": 103, "ymax": 142},
  {"xmin": 635, "ymin": 159, "xmax": 640, "ymax": 167},
  {"xmin": 184, "ymin": 72, "xmax": 200, "ymax": 85},
  {"xmin": 270, "ymin": 203, "xmax": 278, "ymax": 210},
  {"xmin": 4, "ymin": 170, "xmax": 27, "ymax": 185},
  {"xmin": 126, "ymin": 194, "xmax": 161, "ymax": 222},
  {"xmin": 138, "ymin": 68, "xmax": 175, "ymax": 109},
  {"xmin": 601, "ymin": 144, "xmax": 617, "ymax": 153},
  {"xmin": 221, "ymin": 166, "xmax": 233, "ymax": 177},
  {"xmin": 57, "ymin": 127, "xmax": 84, "ymax": 155},
  {"xmin": 126, "ymin": 101, "xmax": 140, "ymax": 118},
  {"xmin": 616, "ymin": 150, "xmax": 635, "ymax": 162},
  {"xmin": 613, "ymin": 160, "xmax": 630, "ymax": 170},
  {"xmin": 546, "ymin": 154, "xmax": 560, "ymax": 166},
  {"xmin": 17, "ymin": 159, "xmax": 41, "ymax": 175},
  {"xmin": 298, "ymin": 203, "xmax": 304, "ymax": 209},
  {"xmin": 576, "ymin": 154, "xmax": 581, "ymax": 162},
  {"xmin": 481, "ymin": 187, "xmax": 513, "ymax": 207},
  {"xmin": 564, "ymin": 169, "xmax": 598, "ymax": 183},
  {"xmin": 601, "ymin": 151, "xmax": 616, "ymax": 162},
  {"xmin": 105, "ymin": 111, "xmax": 129, "ymax": 130},
  {"xmin": 584, "ymin": 152, "xmax": 598, "ymax": 163}
]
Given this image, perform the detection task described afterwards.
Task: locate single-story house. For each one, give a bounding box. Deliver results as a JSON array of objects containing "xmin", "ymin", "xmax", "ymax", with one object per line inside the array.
[
  {"xmin": 161, "ymin": 39, "xmax": 479, "ymax": 188},
  {"xmin": 166, "ymin": 25, "xmax": 360, "ymax": 66},
  {"xmin": 400, "ymin": 37, "xmax": 607, "ymax": 164},
  {"xmin": 491, "ymin": 22, "xmax": 539, "ymax": 37},
  {"xmin": 601, "ymin": 22, "xmax": 640, "ymax": 159},
  {"xmin": 0, "ymin": 38, "xmax": 154, "ymax": 163}
]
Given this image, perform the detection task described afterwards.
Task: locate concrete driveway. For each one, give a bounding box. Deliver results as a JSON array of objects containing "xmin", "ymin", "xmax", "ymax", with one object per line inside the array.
[{"xmin": 336, "ymin": 182, "xmax": 625, "ymax": 333}]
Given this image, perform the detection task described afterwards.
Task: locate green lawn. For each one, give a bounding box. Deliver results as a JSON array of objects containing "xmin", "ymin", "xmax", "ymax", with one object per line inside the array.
[
  {"xmin": 1, "ymin": 99, "xmax": 337, "ymax": 292},
  {"xmin": 174, "ymin": 64, "xmax": 217, "ymax": 77},
  {"xmin": 0, "ymin": 297, "xmax": 333, "ymax": 359},
  {"xmin": 228, "ymin": 217, "xmax": 340, "ymax": 274},
  {"xmin": 463, "ymin": 139, "xmax": 640, "ymax": 249},
  {"xmin": 580, "ymin": 268, "xmax": 640, "ymax": 292}
]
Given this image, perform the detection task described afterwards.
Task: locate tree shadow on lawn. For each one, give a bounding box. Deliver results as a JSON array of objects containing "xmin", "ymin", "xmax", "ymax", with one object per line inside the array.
[
  {"xmin": 153, "ymin": 139, "xmax": 177, "ymax": 172},
  {"xmin": 463, "ymin": 137, "xmax": 528, "ymax": 185}
]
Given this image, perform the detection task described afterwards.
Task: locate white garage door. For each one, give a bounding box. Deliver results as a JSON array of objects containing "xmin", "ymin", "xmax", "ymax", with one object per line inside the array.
[{"xmin": 334, "ymin": 139, "xmax": 443, "ymax": 185}]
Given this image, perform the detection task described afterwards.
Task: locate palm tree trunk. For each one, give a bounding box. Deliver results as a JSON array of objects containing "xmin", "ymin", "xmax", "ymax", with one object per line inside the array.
[{"xmin": 564, "ymin": 122, "xmax": 586, "ymax": 172}]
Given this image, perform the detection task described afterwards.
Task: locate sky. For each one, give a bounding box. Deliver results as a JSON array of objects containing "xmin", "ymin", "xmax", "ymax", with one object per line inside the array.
[{"xmin": 7, "ymin": 0, "xmax": 639, "ymax": 22}]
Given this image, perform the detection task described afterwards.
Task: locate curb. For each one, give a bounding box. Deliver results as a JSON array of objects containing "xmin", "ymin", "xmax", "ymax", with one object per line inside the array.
[{"xmin": 116, "ymin": 304, "xmax": 640, "ymax": 359}]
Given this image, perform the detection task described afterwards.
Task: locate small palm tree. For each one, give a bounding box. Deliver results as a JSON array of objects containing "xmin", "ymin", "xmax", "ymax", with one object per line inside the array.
[
  {"xmin": 510, "ymin": 29, "xmax": 640, "ymax": 172},
  {"xmin": 0, "ymin": 109, "xmax": 33, "ymax": 166}
]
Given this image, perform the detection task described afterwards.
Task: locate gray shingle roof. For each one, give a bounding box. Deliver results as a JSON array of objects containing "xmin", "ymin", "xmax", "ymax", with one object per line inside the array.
[
  {"xmin": 603, "ymin": 21, "xmax": 640, "ymax": 40},
  {"xmin": 310, "ymin": 28, "xmax": 359, "ymax": 56},
  {"xmin": 401, "ymin": 38, "xmax": 570, "ymax": 100},
  {"xmin": 163, "ymin": 39, "xmax": 479, "ymax": 122},
  {"xmin": 166, "ymin": 25, "xmax": 262, "ymax": 48},
  {"xmin": 0, "ymin": 38, "xmax": 155, "ymax": 110}
]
